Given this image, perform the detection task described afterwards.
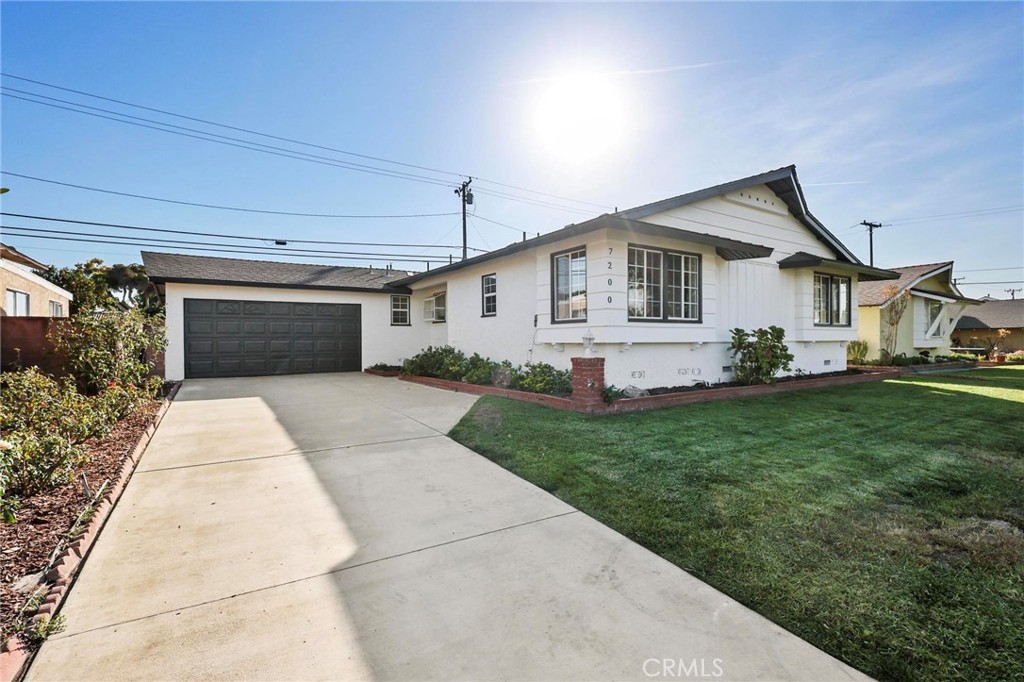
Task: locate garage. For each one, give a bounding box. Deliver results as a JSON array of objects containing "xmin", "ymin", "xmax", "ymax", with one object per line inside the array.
[{"xmin": 184, "ymin": 298, "xmax": 361, "ymax": 378}]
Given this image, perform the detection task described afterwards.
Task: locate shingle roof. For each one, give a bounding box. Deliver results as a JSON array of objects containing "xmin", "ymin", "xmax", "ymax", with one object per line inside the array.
[
  {"xmin": 955, "ymin": 299, "xmax": 1024, "ymax": 331},
  {"xmin": 1, "ymin": 242, "xmax": 48, "ymax": 270},
  {"xmin": 857, "ymin": 262, "xmax": 953, "ymax": 306},
  {"xmin": 142, "ymin": 251, "xmax": 414, "ymax": 292}
]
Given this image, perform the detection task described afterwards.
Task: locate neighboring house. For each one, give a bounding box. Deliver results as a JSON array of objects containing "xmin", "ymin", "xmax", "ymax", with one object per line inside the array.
[
  {"xmin": 954, "ymin": 299, "xmax": 1024, "ymax": 353},
  {"xmin": 0, "ymin": 243, "xmax": 72, "ymax": 317},
  {"xmin": 857, "ymin": 262, "xmax": 977, "ymax": 360},
  {"xmin": 146, "ymin": 165, "xmax": 898, "ymax": 386}
]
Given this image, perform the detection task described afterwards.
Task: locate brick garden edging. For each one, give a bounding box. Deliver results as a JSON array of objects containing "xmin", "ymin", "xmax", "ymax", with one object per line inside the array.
[
  {"xmin": 0, "ymin": 383, "xmax": 181, "ymax": 682},
  {"xmin": 848, "ymin": 361, "xmax": 977, "ymax": 374},
  {"xmin": 363, "ymin": 368, "xmax": 402, "ymax": 377},
  {"xmin": 396, "ymin": 359, "xmax": 902, "ymax": 416}
]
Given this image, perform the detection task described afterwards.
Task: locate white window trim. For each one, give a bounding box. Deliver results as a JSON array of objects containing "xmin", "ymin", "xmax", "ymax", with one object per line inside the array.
[
  {"xmin": 390, "ymin": 294, "xmax": 410, "ymax": 326},
  {"xmin": 423, "ymin": 292, "xmax": 446, "ymax": 323},
  {"xmin": 813, "ymin": 273, "xmax": 851, "ymax": 327},
  {"xmin": 5, "ymin": 288, "xmax": 30, "ymax": 316},
  {"xmin": 481, "ymin": 274, "xmax": 497, "ymax": 317},
  {"xmin": 552, "ymin": 247, "xmax": 588, "ymax": 323},
  {"xmin": 49, "ymin": 299, "xmax": 64, "ymax": 317},
  {"xmin": 627, "ymin": 245, "xmax": 701, "ymax": 322}
]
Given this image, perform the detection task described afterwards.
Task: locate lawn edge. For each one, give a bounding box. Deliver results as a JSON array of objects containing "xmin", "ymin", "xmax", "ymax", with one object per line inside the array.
[{"xmin": 0, "ymin": 382, "xmax": 181, "ymax": 682}]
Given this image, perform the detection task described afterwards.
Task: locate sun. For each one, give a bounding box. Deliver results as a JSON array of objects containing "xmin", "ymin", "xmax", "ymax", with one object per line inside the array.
[{"xmin": 531, "ymin": 71, "xmax": 627, "ymax": 165}]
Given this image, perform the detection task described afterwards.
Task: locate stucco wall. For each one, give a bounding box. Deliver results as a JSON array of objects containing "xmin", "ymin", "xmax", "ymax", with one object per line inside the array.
[
  {"xmin": 0, "ymin": 261, "xmax": 72, "ymax": 317},
  {"xmin": 163, "ymin": 283, "xmax": 422, "ymax": 381}
]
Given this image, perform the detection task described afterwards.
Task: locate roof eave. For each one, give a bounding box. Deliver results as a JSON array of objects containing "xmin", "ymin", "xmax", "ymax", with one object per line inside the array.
[
  {"xmin": 777, "ymin": 252, "xmax": 899, "ymax": 281},
  {"xmin": 150, "ymin": 275, "xmax": 410, "ymax": 294}
]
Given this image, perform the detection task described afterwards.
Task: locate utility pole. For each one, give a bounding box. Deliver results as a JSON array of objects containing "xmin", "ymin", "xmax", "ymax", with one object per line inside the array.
[
  {"xmin": 455, "ymin": 178, "xmax": 473, "ymax": 261},
  {"xmin": 1005, "ymin": 288, "xmax": 1022, "ymax": 300},
  {"xmin": 861, "ymin": 221, "xmax": 882, "ymax": 266}
]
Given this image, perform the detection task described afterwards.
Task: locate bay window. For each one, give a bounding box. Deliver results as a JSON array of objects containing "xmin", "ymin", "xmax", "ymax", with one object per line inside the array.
[
  {"xmin": 628, "ymin": 246, "xmax": 700, "ymax": 322},
  {"xmin": 552, "ymin": 247, "xmax": 587, "ymax": 322},
  {"xmin": 813, "ymin": 273, "xmax": 850, "ymax": 326}
]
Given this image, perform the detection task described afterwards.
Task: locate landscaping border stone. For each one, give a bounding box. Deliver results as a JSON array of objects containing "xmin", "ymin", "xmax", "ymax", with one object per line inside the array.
[
  {"xmin": 398, "ymin": 368, "xmax": 902, "ymax": 415},
  {"xmin": 363, "ymin": 368, "xmax": 401, "ymax": 377},
  {"xmin": 0, "ymin": 382, "xmax": 181, "ymax": 682}
]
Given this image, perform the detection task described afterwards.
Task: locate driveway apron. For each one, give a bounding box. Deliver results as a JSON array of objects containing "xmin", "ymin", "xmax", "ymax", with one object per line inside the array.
[{"xmin": 27, "ymin": 373, "xmax": 869, "ymax": 681}]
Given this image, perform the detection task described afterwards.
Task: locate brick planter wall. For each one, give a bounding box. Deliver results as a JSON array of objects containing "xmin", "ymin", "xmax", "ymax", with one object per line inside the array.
[
  {"xmin": 398, "ymin": 374, "xmax": 576, "ymax": 411},
  {"xmin": 570, "ymin": 356, "xmax": 605, "ymax": 413}
]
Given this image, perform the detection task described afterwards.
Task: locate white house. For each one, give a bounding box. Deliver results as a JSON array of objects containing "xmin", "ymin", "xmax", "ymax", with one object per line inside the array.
[{"xmin": 146, "ymin": 166, "xmax": 897, "ymax": 387}]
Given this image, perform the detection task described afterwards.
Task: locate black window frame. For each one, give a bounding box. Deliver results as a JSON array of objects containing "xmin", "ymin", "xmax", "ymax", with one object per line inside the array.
[
  {"xmin": 812, "ymin": 272, "xmax": 851, "ymax": 327},
  {"xmin": 390, "ymin": 294, "xmax": 411, "ymax": 326},
  {"xmin": 550, "ymin": 246, "xmax": 588, "ymax": 324},
  {"xmin": 626, "ymin": 244, "xmax": 702, "ymax": 323},
  {"xmin": 481, "ymin": 273, "xmax": 497, "ymax": 317}
]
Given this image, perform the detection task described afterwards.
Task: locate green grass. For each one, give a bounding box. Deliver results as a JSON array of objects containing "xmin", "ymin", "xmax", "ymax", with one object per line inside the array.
[{"xmin": 450, "ymin": 367, "xmax": 1024, "ymax": 681}]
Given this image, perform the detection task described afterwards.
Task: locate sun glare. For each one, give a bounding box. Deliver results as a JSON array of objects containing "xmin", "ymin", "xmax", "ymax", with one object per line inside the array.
[{"xmin": 531, "ymin": 71, "xmax": 627, "ymax": 165}]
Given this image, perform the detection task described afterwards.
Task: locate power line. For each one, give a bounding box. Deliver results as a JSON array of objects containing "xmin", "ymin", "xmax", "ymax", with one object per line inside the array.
[
  {"xmin": 1, "ymin": 224, "xmax": 466, "ymax": 259},
  {"xmin": 1, "ymin": 172, "xmax": 459, "ymax": 219},
  {"xmin": 955, "ymin": 267, "xmax": 1023, "ymax": 273},
  {"xmin": 955, "ymin": 280, "xmax": 1024, "ymax": 285},
  {"xmin": 472, "ymin": 214, "xmax": 529, "ymax": 234},
  {"xmin": 0, "ymin": 211, "xmax": 486, "ymax": 251},
  {"xmin": 0, "ymin": 228, "xmax": 450, "ymax": 265},
  {"xmin": 883, "ymin": 205, "xmax": 1024, "ymax": 224},
  {"xmin": 0, "ymin": 73, "xmax": 611, "ymax": 212}
]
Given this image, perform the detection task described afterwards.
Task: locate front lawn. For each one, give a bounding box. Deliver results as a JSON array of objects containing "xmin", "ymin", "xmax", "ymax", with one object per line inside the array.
[{"xmin": 450, "ymin": 367, "xmax": 1024, "ymax": 681}]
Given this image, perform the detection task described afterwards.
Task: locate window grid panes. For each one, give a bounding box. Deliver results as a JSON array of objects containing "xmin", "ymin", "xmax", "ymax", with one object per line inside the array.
[
  {"xmin": 554, "ymin": 249, "xmax": 587, "ymax": 321},
  {"xmin": 628, "ymin": 247, "xmax": 699, "ymax": 322},
  {"xmin": 814, "ymin": 274, "xmax": 851, "ymax": 326},
  {"xmin": 482, "ymin": 274, "xmax": 497, "ymax": 316},
  {"xmin": 49, "ymin": 300, "xmax": 63, "ymax": 316},
  {"xmin": 391, "ymin": 295, "xmax": 410, "ymax": 326}
]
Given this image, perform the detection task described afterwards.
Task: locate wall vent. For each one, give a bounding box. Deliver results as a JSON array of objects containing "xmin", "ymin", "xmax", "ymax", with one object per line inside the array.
[
  {"xmin": 722, "ymin": 366, "xmax": 733, "ymax": 373},
  {"xmin": 824, "ymin": 359, "xmax": 832, "ymax": 366}
]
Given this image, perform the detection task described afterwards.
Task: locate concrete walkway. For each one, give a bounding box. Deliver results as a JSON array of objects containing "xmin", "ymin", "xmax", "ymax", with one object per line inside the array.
[{"xmin": 29, "ymin": 373, "xmax": 869, "ymax": 681}]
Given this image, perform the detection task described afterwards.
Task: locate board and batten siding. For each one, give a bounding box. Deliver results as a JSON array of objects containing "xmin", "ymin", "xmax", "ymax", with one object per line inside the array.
[{"xmin": 162, "ymin": 283, "xmax": 422, "ymax": 381}]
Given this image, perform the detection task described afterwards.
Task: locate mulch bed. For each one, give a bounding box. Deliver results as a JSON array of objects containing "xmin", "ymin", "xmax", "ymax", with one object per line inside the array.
[
  {"xmin": 0, "ymin": 399, "xmax": 162, "ymax": 641},
  {"xmin": 644, "ymin": 369, "xmax": 860, "ymax": 395}
]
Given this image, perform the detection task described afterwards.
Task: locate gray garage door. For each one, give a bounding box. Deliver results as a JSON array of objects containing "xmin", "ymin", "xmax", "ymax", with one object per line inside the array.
[{"xmin": 184, "ymin": 298, "xmax": 361, "ymax": 378}]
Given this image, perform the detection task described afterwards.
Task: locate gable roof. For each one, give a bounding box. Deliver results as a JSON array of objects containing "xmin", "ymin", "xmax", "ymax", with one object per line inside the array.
[
  {"xmin": 615, "ymin": 165, "xmax": 859, "ymax": 264},
  {"xmin": 394, "ymin": 214, "xmax": 773, "ymax": 286},
  {"xmin": 955, "ymin": 299, "xmax": 1024, "ymax": 330},
  {"xmin": 1, "ymin": 242, "xmax": 47, "ymax": 270},
  {"xmin": 857, "ymin": 262, "xmax": 957, "ymax": 306},
  {"xmin": 142, "ymin": 251, "xmax": 413, "ymax": 292}
]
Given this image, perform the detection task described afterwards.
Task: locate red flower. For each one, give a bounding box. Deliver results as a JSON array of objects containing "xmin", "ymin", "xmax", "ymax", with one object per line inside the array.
[{"xmin": 108, "ymin": 381, "xmax": 117, "ymax": 387}]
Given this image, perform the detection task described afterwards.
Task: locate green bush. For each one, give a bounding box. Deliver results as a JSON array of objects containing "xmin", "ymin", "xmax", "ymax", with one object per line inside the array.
[
  {"xmin": 602, "ymin": 384, "xmax": 625, "ymax": 403},
  {"xmin": 462, "ymin": 353, "xmax": 498, "ymax": 385},
  {"xmin": 846, "ymin": 339, "xmax": 869, "ymax": 364},
  {"xmin": 402, "ymin": 345, "xmax": 468, "ymax": 380},
  {"xmin": 0, "ymin": 368, "xmax": 112, "ymax": 499},
  {"xmin": 518, "ymin": 362, "xmax": 572, "ymax": 395},
  {"xmin": 728, "ymin": 326, "xmax": 795, "ymax": 385},
  {"xmin": 50, "ymin": 309, "xmax": 167, "ymax": 395}
]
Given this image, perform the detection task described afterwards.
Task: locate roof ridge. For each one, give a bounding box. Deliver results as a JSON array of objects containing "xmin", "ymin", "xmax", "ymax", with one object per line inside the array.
[
  {"xmin": 615, "ymin": 165, "xmax": 796, "ymax": 217},
  {"xmin": 140, "ymin": 250, "xmax": 388, "ymax": 274}
]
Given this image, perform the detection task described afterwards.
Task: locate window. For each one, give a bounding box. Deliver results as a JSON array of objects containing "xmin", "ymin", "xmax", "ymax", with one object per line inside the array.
[
  {"xmin": 926, "ymin": 300, "xmax": 944, "ymax": 337},
  {"xmin": 49, "ymin": 300, "xmax": 64, "ymax": 317},
  {"xmin": 390, "ymin": 295, "xmax": 410, "ymax": 326},
  {"xmin": 423, "ymin": 292, "xmax": 446, "ymax": 322},
  {"xmin": 481, "ymin": 274, "xmax": 497, "ymax": 316},
  {"xmin": 628, "ymin": 246, "xmax": 700, "ymax": 321},
  {"xmin": 5, "ymin": 289, "xmax": 29, "ymax": 316},
  {"xmin": 552, "ymin": 247, "xmax": 587, "ymax": 322},
  {"xmin": 813, "ymin": 273, "xmax": 851, "ymax": 326}
]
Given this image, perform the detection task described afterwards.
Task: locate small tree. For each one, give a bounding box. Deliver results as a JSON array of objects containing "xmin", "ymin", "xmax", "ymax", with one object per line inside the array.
[
  {"xmin": 729, "ymin": 326, "xmax": 795, "ymax": 385},
  {"xmin": 881, "ymin": 286, "xmax": 911, "ymax": 362},
  {"xmin": 38, "ymin": 258, "xmax": 116, "ymax": 315}
]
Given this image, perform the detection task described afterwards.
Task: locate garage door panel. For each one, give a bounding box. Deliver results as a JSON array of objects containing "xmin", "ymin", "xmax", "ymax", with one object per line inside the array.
[{"xmin": 184, "ymin": 298, "xmax": 362, "ymax": 378}]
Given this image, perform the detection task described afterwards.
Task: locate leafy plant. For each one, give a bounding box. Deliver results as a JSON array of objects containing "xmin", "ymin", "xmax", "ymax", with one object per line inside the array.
[
  {"xmin": 847, "ymin": 339, "xmax": 869, "ymax": 364},
  {"xmin": 402, "ymin": 345, "xmax": 468, "ymax": 380},
  {"xmin": 462, "ymin": 353, "xmax": 498, "ymax": 385},
  {"xmin": 17, "ymin": 614, "xmax": 67, "ymax": 643},
  {"xmin": 728, "ymin": 326, "xmax": 795, "ymax": 385},
  {"xmin": 602, "ymin": 384, "xmax": 625, "ymax": 403},
  {"xmin": 49, "ymin": 309, "xmax": 167, "ymax": 395},
  {"xmin": 517, "ymin": 362, "xmax": 572, "ymax": 395},
  {"xmin": 37, "ymin": 258, "xmax": 117, "ymax": 315}
]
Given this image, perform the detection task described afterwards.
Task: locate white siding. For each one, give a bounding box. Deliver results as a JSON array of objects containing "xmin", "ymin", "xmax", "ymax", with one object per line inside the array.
[{"xmin": 163, "ymin": 283, "xmax": 422, "ymax": 381}]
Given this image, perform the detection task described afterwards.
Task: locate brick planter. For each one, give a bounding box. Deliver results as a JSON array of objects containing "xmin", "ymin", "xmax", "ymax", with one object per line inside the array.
[
  {"xmin": 391, "ymin": 361, "xmax": 902, "ymax": 415},
  {"xmin": 848, "ymin": 361, "xmax": 977, "ymax": 374},
  {"xmin": 0, "ymin": 383, "xmax": 180, "ymax": 681},
  {"xmin": 363, "ymin": 368, "xmax": 402, "ymax": 377}
]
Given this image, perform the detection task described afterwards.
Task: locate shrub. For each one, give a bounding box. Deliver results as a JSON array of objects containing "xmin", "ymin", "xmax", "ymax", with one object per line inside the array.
[
  {"xmin": 0, "ymin": 368, "xmax": 112, "ymax": 499},
  {"xmin": 1006, "ymin": 350, "xmax": 1024, "ymax": 362},
  {"xmin": 728, "ymin": 326, "xmax": 794, "ymax": 385},
  {"xmin": 518, "ymin": 362, "xmax": 572, "ymax": 395},
  {"xmin": 50, "ymin": 309, "xmax": 167, "ymax": 395},
  {"xmin": 846, "ymin": 339, "xmax": 869, "ymax": 364},
  {"xmin": 462, "ymin": 353, "xmax": 498, "ymax": 385},
  {"xmin": 602, "ymin": 384, "xmax": 625, "ymax": 403},
  {"xmin": 402, "ymin": 346, "xmax": 468, "ymax": 380}
]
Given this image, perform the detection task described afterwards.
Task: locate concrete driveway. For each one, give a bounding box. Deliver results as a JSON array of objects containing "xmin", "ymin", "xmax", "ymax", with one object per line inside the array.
[{"xmin": 29, "ymin": 373, "xmax": 868, "ymax": 681}]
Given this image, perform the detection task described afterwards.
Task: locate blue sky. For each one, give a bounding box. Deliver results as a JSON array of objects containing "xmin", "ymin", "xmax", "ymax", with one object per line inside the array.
[{"xmin": 2, "ymin": 1, "xmax": 1022, "ymax": 298}]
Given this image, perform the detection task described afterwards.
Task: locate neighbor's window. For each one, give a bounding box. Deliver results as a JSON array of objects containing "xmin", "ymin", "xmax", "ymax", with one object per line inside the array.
[
  {"xmin": 5, "ymin": 289, "xmax": 29, "ymax": 316},
  {"xmin": 813, "ymin": 273, "xmax": 851, "ymax": 326},
  {"xmin": 628, "ymin": 246, "xmax": 700, "ymax": 321},
  {"xmin": 390, "ymin": 294, "xmax": 410, "ymax": 326},
  {"xmin": 481, "ymin": 274, "xmax": 497, "ymax": 316},
  {"xmin": 926, "ymin": 300, "xmax": 944, "ymax": 337},
  {"xmin": 49, "ymin": 300, "xmax": 64, "ymax": 317},
  {"xmin": 423, "ymin": 292, "xmax": 446, "ymax": 323},
  {"xmin": 552, "ymin": 247, "xmax": 587, "ymax": 322}
]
